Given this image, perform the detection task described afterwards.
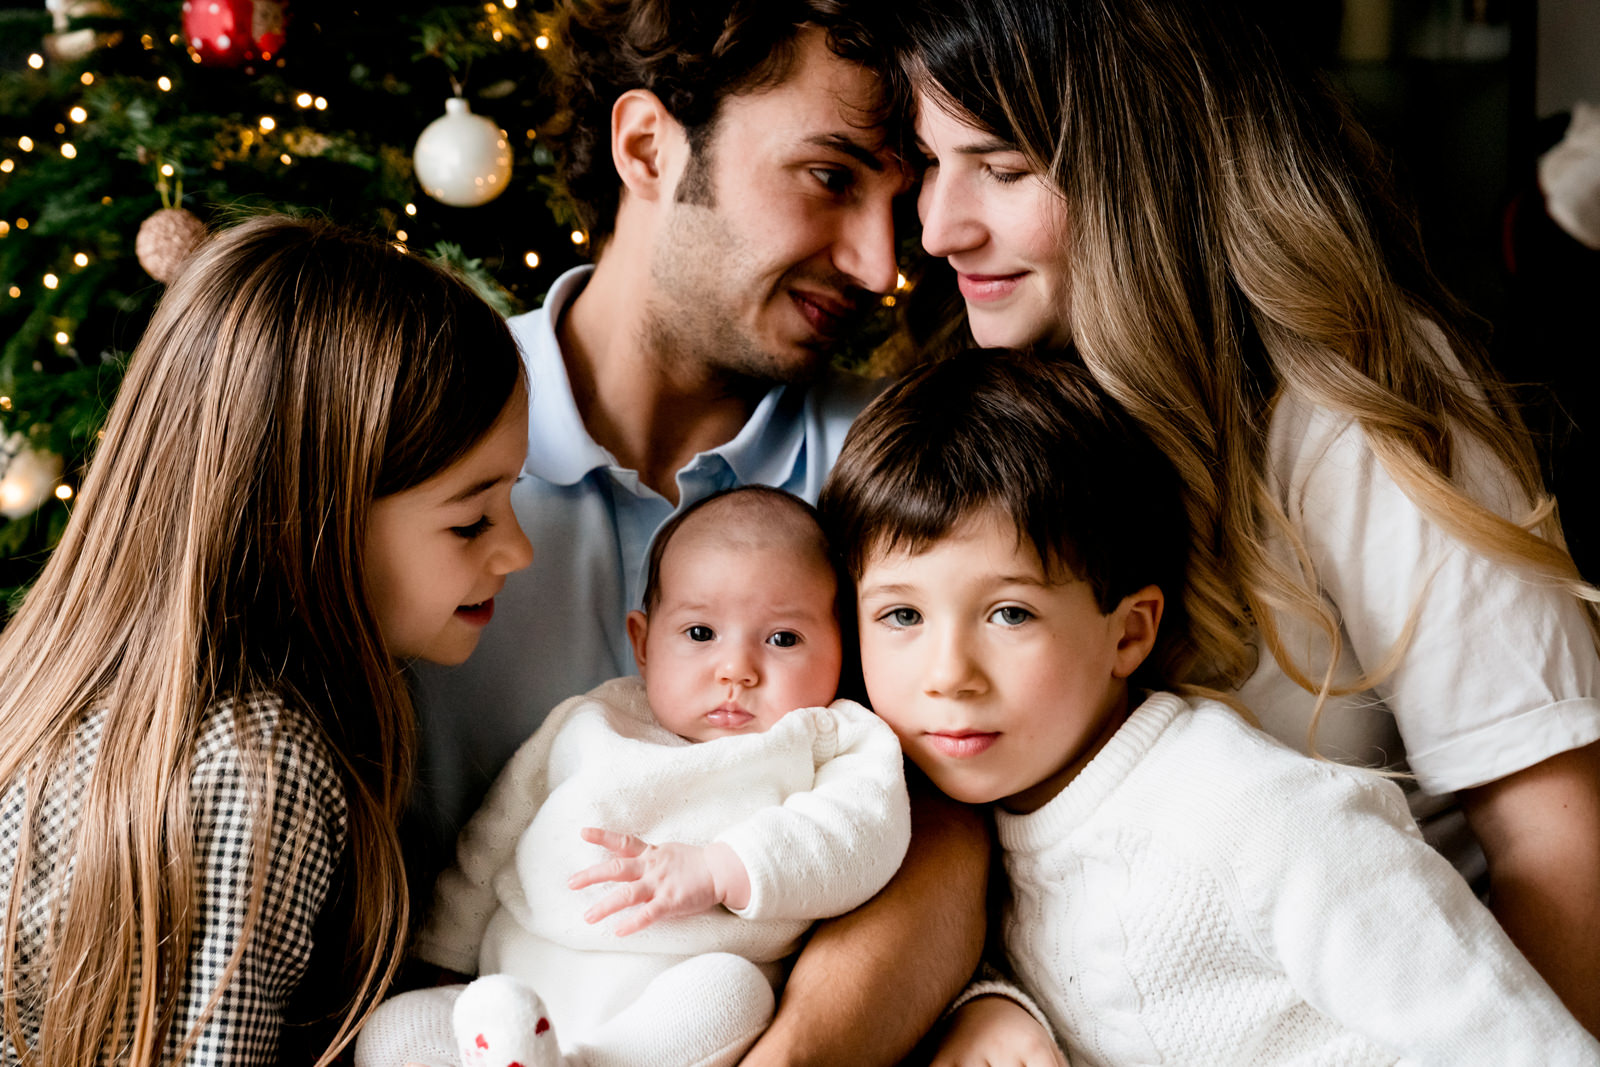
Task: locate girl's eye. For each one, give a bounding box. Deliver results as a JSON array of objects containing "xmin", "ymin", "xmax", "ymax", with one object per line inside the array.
[
  {"xmin": 991, "ymin": 606, "xmax": 1033, "ymax": 626},
  {"xmin": 767, "ymin": 631, "xmax": 800, "ymax": 648},
  {"xmin": 882, "ymin": 607, "xmax": 922, "ymax": 628},
  {"xmin": 687, "ymin": 625, "xmax": 715, "ymax": 642},
  {"xmin": 451, "ymin": 517, "xmax": 493, "ymax": 540}
]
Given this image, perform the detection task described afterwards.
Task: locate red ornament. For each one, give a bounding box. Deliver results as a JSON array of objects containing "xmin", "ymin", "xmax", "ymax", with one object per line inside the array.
[{"xmin": 182, "ymin": 0, "xmax": 288, "ymax": 66}]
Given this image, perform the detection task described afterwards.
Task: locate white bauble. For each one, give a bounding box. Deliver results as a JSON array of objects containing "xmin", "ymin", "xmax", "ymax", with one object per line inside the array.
[
  {"xmin": 412, "ymin": 98, "xmax": 513, "ymax": 208},
  {"xmin": 0, "ymin": 433, "xmax": 63, "ymax": 520}
]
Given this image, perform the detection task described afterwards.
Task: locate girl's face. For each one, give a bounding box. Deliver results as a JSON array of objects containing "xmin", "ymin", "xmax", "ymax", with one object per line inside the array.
[
  {"xmin": 914, "ymin": 91, "xmax": 1073, "ymax": 351},
  {"xmin": 364, "ymin": 382, "xmax": 535, "ymax": 664}
]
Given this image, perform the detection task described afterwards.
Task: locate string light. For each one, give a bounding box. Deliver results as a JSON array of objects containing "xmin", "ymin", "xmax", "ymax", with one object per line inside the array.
[
  {"xmin": 393, "ymin": 242, "xmax": 407, "ymax": 253},
  {"xmin": 27, "ymin": 54, "xmax": 43, "ymax": 70},
  {"xmin": 43, "ymin": 273, "xmax": 57, "ymax": 289},
  {"xmin": 54, "ymin": 485, "xmax": 73, "ymax": 502},
  {"xmin": 505, "ymin": 0, "xmax": 517, "ymax": 7},
  {"xmin": 0, "ymin": 397, "xmax": 11, "ymax": 409},
  {"xmin": 896, "ymin": 272, "xmax": 909, "ymax": 290},
  {"xmin": 15, "ymin": 219, "xmax": 27, "ymax": 230},
  {"xmin": 5, "ymin": 288, "xmax": 16, "ymax": 299},
  {"xmin": 0, "ymin": 160, "xmax": 11, "ymax": 173},
  {"xmin": 54, "ymin": 331, "xmax": 69, "ymax": 344},
  {"xmin": 53, "ymin": 123, "xmax": 66, "ymax": 134},
  {"xmin": 157, "ymin": 76, "xmax": 172, "ymax": 91},
  {"xmin": 279, "ymin": 153, "xmax": 291, "ymax": 165},
  {"xmin": 492, "ymin": 29, "xmax": 503, "ymax": 41},
  {"xmin": 160, "ymin": 163, "xmax": 174, "ymax": 176},
  {"xmin": 168, "ymin": 33, "xmax": 180, "ymax": 45},
  {"xmin": 524, "ymin": 251, "xmax": 540, "ymax": 268},
  {"xmin": 314, "ymin": 96, "xmax": 328, "ymax": 110},
  {"xmin": 881, "ymin": 294, "xmax": 897, "ymax": 307},
  {"xmin": 73, "ymin": 253, "xmax": 89, "ymax": 267},
  {"xmin": 69, "ymin": 107, "xmax": 87, "ymax": 123},
  {"xmin": 259, "ymin": 116, "xmax": 276, "ymax": 132},
  {"xmin": 80, "ymin": 72, "xmax": 94, "ymax": 85},
  {"xmin": 18, "ymin": 137, "xmax": 33, "ymax": 152},
  {"xmin": 60, "ymin": 144, "xmax": 76, "ymax": 159},
  {"xmin": 570, "ymin": 230, "xmax": 585, "ymax": 244},
  {"xmin": 0, "ymin": 222, "xmax": 8, "ymax": 237},
  {"xmin": 396, "ymin": 229, "xmax": 408, "ymax": 242},
  {"xmin": 296, "ymin": 92, "xmax": 313, "ymax": 108},
  {"xmin": 404, "ymin": 203, "xmax": 417, "ymax": 216},
  {"xmin": 140, "ymin": 34, "xmax": 154, "ymax": 48},
  {"xmin": 535, "ymin": 33, "xmax": 551, "ymax": 49}
]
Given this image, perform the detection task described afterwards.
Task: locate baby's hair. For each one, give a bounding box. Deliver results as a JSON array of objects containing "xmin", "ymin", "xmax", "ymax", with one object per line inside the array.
[
  {"xmin": 818, "ymin": 349, "xmax": 1192, "ymax": 686},
  {"xmin": 640, "ymin": 486, "xmax": 837, "ymax": 613}
]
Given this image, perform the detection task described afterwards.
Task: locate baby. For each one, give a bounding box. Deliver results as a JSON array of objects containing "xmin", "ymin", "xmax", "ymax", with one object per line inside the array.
[
  {"xmin": 356, "ymin": 487, "xmax": 911, "ymax": 1067},
  {"xmin": 818, "ymin": 349, "xmax": 1600, "ymax": 1065}
]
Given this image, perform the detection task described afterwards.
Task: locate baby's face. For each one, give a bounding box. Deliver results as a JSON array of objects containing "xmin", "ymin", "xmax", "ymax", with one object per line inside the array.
[{"xmin": 628, "ymin": 535, "xmax": 843, "ymax": 743}]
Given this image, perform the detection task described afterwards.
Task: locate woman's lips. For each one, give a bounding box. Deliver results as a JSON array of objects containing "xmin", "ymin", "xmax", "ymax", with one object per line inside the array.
[
  {"xmin": 925, "ymin": 731, "xmax": 1000, "ymax": 758},
  {"xmin": 956, "ymin": 271, "xmax": 1028, "ymax": 303}
]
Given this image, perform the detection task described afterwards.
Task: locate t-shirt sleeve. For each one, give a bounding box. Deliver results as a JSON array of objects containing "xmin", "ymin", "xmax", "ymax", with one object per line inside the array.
[
  {"xmin": 1277, "ymin": 395, "xmax": 1600, "ymax": 792},
  {"xmin": 166, "ymin": 700, "xmax": 349, "ymax": 1066}
]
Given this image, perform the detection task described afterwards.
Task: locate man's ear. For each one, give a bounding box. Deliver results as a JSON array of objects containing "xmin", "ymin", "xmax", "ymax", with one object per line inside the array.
[
  {"xmin": 625, "ymin": 609, "xmax": 651, "ymax": 675},
  {"xmin": 1109, "ymin": 584, "xmax": 1164, "ymax": 680},
  {"xmin": 611, "ymin": 89, "xmax": 682, "ymax": 203}
]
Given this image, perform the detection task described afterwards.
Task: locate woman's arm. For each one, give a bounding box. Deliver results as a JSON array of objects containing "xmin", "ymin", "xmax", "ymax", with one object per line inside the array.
[
  {"xmin": 1461, "ymin": 740, "xmax": 1600, "ymax": 1034},
  {"xmin": 738, "ymin": 780, "xmax": 990, "ymax": 1067}
]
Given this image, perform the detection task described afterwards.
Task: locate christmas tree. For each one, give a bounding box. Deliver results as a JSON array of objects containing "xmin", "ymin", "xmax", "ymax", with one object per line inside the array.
[{"xmin": 0, "ymin": 0, "xmax": 593, "ymax": 609}]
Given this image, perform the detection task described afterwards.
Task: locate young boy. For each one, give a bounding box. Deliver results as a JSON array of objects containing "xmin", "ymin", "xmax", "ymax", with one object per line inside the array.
[
  {"xmin": 356, "ymin": 488, "xmax": 910, "ymax": 1067},
  {"xmin": 817, "ymin": 350, "xmax": 1600, "ymax": 1065}
]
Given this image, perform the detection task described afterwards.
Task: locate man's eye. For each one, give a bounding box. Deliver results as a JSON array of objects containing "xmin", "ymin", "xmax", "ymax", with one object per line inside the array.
[
  {"xmin": 767, "ymin": 631, "xmax": 800, "ymax": 648},
  {"xmin": 811, "ymin": 166, "xmax": 853, "ymax": 194},
  {"xmin": 687, "ymin": 625, "xmax": 715, "ymax": 642},
  {"xmin": 992, "ymin": 606, "xmax": 1033, "ymax": 626},
  {"xmin": 451, "ymin": 517, "xmax": 493, "ymax": 539}
]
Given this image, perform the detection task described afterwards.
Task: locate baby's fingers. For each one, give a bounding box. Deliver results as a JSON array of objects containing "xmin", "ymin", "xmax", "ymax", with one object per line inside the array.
[
  {"xmin": 579, "ymin": 826, "xmax": 648, "ymax": 855},
  {"xmin": 568, "ymin": 854, "xmax": 643, "ymax": 890},
  {"xmin": 582, "ymin": 879, "xmax": 654, "ymax": 924},
  {"xmin": 609, "ymin": 899, "xmax": 669, "ymax": 937}
]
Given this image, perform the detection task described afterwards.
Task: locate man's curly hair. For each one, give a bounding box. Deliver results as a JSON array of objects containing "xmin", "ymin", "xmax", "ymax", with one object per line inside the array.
[{"xmin": 545, "ymin": 0, "xmax": 900, "ymax": 252}]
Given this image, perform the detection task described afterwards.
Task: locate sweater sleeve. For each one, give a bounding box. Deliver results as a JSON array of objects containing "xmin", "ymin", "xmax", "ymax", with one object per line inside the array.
[
  {"xmin": 166, "ymin": 699, "xmax": 348, "ymax": 1067},
  {"xmin": 1236, "ymin": 761, "xmax": 1599, "ymax": 1063},
  {"xmin": 414, "ymin": 689, "xmax": 593, "ymax": 973},
  {"xmin": 715, "ymin": 700, "xmax": 911, "ymax": 922}
]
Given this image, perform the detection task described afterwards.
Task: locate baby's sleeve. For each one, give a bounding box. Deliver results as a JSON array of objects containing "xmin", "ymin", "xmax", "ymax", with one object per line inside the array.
[{"xmin": 716, "ymin": 700, "xmax": 912, "ymax": 921}]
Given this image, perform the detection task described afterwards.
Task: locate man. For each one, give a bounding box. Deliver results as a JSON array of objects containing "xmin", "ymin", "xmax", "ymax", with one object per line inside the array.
[{"xmin": 410, "ymin": 1, "xmax": 988, "ymax": 1062}]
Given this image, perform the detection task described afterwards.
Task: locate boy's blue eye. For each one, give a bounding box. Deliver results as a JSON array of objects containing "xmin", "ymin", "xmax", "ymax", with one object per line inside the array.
[
  {"xmin": 992, "ymin": 606, "xmax": 1032, "ymax": 626},
  {"xmin": 883, "ymin": 607, "xmax": 922, "ymax": 627},
  {"xmin": 687, "ymin": 625, "xmax": 715, "ymax": 642},
  {"xmin": 451, "ymin": 517, "xmax": 493, "ymax": 540},
  {"xmin": 767, "ymin": 631, "xmax": 800, "ymax": 648}
]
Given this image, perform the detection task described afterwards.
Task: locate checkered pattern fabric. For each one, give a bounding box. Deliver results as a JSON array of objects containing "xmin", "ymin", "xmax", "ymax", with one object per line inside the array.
[{"xmin": 0, "ymin": 695, "xmax": 349, "ymax": 1064}]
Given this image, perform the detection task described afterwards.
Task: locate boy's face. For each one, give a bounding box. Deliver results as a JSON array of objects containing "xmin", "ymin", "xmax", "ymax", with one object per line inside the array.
[
  {"xmin": 627, "ymin": 531, "xmax": 843, "ymax": 743},
  {"xmin": 856, "ymin": 510, "xmax": 1141, "ymax": 813}
]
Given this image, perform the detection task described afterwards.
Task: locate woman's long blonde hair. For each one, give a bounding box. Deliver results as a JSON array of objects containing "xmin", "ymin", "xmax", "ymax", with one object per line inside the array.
[
  {"xmin": 898, "ymin": 0, "xmax": 1596, "ymax": 724},
  {"xmin": 0, "ymin": 216, "xmax": 522, "ymax": 1065}
]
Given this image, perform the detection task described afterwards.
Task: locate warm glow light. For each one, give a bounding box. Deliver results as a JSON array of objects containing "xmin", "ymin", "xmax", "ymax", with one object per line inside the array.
[
  {"xmin": 0, "ymin": 222, "xmax": 8, "ymax": 237},
  {"xmin": 296, "ymin": 92, "xmax": 313, "ymax": 108},
  {"xmin": 504, "ymin": 0, "xmax": 517, "ymax": 7},
  {"xmin": 54, "ymin": 485, "xmax": 73, "ymax": 501},
  {"xmin": 157, "ymin": 76, "xmax": 172, "ymax": 91},
  {"xmin": 280, "ymin": 152, "xmax": 291, "ymax": 164},
  {"xmin": 524, "ymin": 251, "xmax": 540, "ymax": 268},
  {"xmin": 43, "ymin": 273, "xmax": 57, "ymax": 289},
  {"xmin": 160, "ymin": 163, "xmax": 174, "ymax": 176},
  {"xmin": 141, "ymin": 34, "xmax": 154, "ymax": 48},
  {"xmin": 80, "ymin": 72, "xmax": 94, "ymax": 85},
  {"xmin": 314, "ymin": 96, "xmax": 328, "ymax": 110},
  {"xmin": 73, "ymin": 253, "xmax": 88, "ymax": 267},
  {"xmin": 15, "ymin": 219, "xmax": 27, "ymax": 230},
  {"xmin": 492, "ymin": 29, "xmax": 503, "ymax": 41},
  {"xmin": 54, "ymin": 331, "xmax": 69, "ymax": 344},
  {"xmin": 259, "ymin": 116, "xmax": 276, "ymax": 132},
  {"xmin": 27, "ymin": 54, "xmax": 43, "ymax": 70},
  {"xmin": 404, "ymin": 203, "xmax": 417, "ymax": 216},
  {"xmin": 394, "ymin": 242, "xmax": 408, "ymax": 253},
  {"xmin": 0, "ymin": 397, "xmax": 10, "ymax": 409},
  {"xmin": 896, "ymin": 272, "xmax": 908, "ymax": 290},
  {"xmin": 18, "ymin": 137, "xmax": 33, "ymax": 152},
  {"xmin": 240, "ymin": 129, "xmax": 255, "ymax": 146},
  {"xmin": 881, "ymin": 294, "xmax": 897, "ymax": 307},
  {"xmin": 5, "ymin": 288, "xmax": 16, "ymax": 299},
  {"xmin": 60, "ymin": 143, "xmax": 76, "ymax": 159},
  {"xmin": 0, "ymin": 160, "xmax": 11, "ymax": 173},
  {"xmin": 535, "ymin": 34, "xmax": 550, "ymax": 49},
  {"xmin": 570, "ymin": 230, "xmax": 585, "ymax": 244},
  {"xmin": 396, "ymin": 230, "xmax": 408, "ymax": 242},
  {"xmin": 69, "ymin": 107, "xmax": 87, "ymax": 123}
]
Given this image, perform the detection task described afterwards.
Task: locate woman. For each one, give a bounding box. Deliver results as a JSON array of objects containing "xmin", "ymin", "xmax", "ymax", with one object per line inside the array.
[{"xmin": 896, "ymin": 0, "xmax": 1600, "ymax": 1054}]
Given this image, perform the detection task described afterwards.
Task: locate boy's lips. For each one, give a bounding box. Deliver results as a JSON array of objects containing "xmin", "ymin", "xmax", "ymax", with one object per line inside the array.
[{"xmin": 925, "ymin": 730, "xmax": 1000, "ymax": 758}]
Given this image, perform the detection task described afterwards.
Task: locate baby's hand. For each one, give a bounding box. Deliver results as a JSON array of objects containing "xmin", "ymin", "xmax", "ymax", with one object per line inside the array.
[
  {"xmin": 569, "ymin": 827, "xmax": 751, "ymax": 935},
  {"xmin": 932, "ymin": 995, "xmax": 1068, "ymax": 1067}
]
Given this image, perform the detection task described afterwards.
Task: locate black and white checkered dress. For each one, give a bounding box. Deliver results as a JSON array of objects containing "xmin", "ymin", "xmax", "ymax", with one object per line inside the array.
[{"xmin": 0, "ymin": 695, "xmax": 349, "ymax": 1065}]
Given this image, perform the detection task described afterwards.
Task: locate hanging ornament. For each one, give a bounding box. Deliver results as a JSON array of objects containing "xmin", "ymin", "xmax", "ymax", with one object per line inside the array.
[
  {"xmin": 0, "ymin": 433, "xmax": 64, "ymax": 521},
  {"xmin": 136, "ymin": 207, "xmax": 207, "ymax": 283},
  {"xmin": 413, "ymin": 98, "xmax": 513, "ymax": 208},
  {"xmin": 43, "ymin": 0, "xmax": 120, "ymax": 61},
  {"xmin": 182, "ymin": 0, "xmax": 289, "ymax": 67}
]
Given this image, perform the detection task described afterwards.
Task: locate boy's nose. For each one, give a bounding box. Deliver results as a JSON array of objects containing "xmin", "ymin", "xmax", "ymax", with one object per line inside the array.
[{"xmin": 923, "ymin": 632, "xmax": 987, "ymax": 698}]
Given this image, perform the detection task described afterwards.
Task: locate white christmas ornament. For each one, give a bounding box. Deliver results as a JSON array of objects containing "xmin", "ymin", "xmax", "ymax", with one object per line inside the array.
[
  {"xmin": 0, "ymin": 432, "xmax": 63, "ymax": 520},
  {"xmin": 413, "ymin": 98, "xmax": 512, "ymax": 208}
]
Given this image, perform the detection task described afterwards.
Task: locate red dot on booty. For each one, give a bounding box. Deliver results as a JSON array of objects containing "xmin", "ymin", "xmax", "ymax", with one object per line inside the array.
[
  {"xmin": 475, "ymin": 1033, "xmax": 489, "ymax": 1049},
  {"xmin": 535, "ymin": 1017, "xmax": 551, "ymax": 1035}
]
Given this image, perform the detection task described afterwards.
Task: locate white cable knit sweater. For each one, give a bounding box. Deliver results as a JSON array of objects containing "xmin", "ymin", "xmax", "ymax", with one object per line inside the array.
[{"xmin": 995, "ymin": 692, "xmax": 1600, "ymax": 1066}]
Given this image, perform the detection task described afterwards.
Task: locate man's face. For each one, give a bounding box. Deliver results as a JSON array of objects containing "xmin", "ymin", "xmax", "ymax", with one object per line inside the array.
[{"xmin": 646, "ymin": 27, "xmax": 909, "ymax": 385}]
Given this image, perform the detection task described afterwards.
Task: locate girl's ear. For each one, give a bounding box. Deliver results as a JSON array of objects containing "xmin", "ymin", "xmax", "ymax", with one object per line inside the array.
[
  {"xmin": 625, "ymin": 609, "xmax": 651, "ymax": 675},
  {"xmin": 1109, "ymin": 584, "xmax": 1164, "ymax": 680},
  {"xmin": 611, "ymin": 89, "xmax": 684, "ymax": 203}
]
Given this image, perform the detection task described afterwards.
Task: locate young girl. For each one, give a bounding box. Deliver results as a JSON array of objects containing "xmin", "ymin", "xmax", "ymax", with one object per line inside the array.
[
  {"xmin": 0, "ymin": 215, "xmax": 533, "ymax": 1066},
  {"xmin": 819, "ymin": 349, "xmax": 1599, "ymax": 1065},
  {"xmin": 895, "ymin": 0, "xmax": 1600, "ymax": 1039}
]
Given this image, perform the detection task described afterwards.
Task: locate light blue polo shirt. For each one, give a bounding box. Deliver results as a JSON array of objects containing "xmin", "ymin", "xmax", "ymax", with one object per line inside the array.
[{"xmin": 409, "ymin": 265, "xmax": 883, "ymax": 853}]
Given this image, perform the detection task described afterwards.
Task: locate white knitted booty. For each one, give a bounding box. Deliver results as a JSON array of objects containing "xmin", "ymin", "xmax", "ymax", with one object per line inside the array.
[{"xmin": 453, "ymin": 973, "xmax": 564, "ymax": 1067}]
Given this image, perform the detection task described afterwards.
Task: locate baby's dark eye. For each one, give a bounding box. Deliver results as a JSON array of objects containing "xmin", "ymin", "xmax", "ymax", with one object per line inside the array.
[
  {"xmin": 451, "ymin": 517, "xmax": 493, "ymax": 540},
  {"xmin": 767, "ymin": 631, "xmax": 800, "ymax": 648},
  {"xmin": 687, "ymin": 625, "xmax": 715, "ymax": 642}
]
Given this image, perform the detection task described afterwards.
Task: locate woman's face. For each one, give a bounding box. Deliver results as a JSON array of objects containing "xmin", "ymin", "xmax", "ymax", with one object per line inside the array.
[{"xmin": 914, "ymin": 92, "xmax": 1073, "ymax": 350}]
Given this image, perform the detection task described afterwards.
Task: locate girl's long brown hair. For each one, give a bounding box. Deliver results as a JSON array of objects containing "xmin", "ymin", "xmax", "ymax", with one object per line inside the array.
[
  {"xmin": 897, "ymin": 0, "xmax": 1597, "ymax": 743},
  {"xmin": 0, "ymin": 215, "xmax": 522, "ymax": 1065}
]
